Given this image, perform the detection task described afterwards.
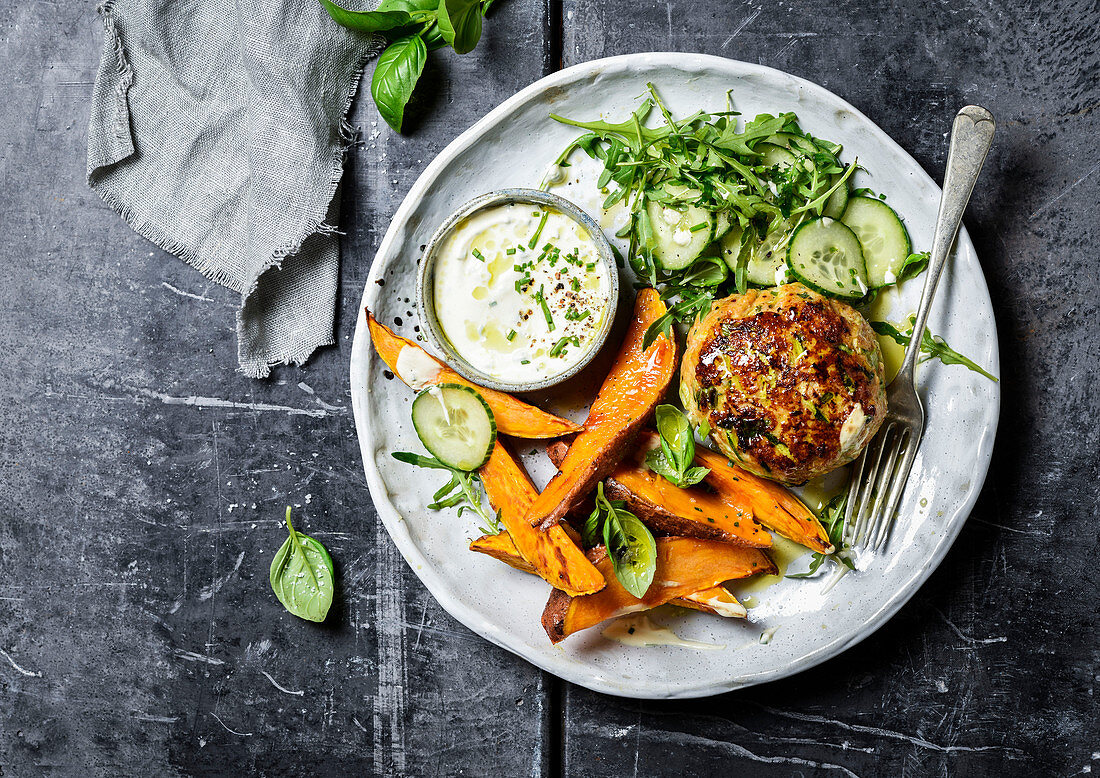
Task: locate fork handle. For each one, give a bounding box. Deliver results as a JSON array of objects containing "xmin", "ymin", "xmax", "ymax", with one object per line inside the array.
[{"xmin": 897, "ymin": 106, "xmax": 996, "ymax": 384}]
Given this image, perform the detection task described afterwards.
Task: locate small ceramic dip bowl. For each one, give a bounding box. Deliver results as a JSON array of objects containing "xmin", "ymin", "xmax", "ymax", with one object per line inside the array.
[{"xmin": 416, "ymin": 188, "xmax": 619, "ymax": 393}]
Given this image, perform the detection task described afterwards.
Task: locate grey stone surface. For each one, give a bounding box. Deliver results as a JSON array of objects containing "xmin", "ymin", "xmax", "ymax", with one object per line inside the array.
[{"xmin": 0, "ymin": 0, "xmax": 1097, "ymax": 776}]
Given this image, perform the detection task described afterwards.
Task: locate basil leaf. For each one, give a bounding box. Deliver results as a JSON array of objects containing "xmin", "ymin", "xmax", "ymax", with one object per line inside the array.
[
  {"xmin": 420, "ymin": 20, "xmax": 447, "ymax": 50},
  {"xmin": 654, "ymin": 404, "xmax": 692, "ymax": 472},
  {"xmin": 436, "ymin": 0, "xmax": 482, "ymax": 54},
  {"xmin": 644, "ymin": 448, "xmax": 680, "ymax": 483},
  {"xmin": 582, "ymin": 503, "xmax": 602, "ymax": 548},
  {"xmin": 269, "ymin": 507, "xmax": 335, "ymax": 623},
  {"xmin": 648, "ymin": 405, "xmax": 710, "ymax": 488},
  {"xmin": 679, "ymin": 465, "xmax": 711, "ymax": 488},
  {"xmin": 371, "ymin": 35, "xmax": 428, "ymax": 132},
  {"xmin": 604, "ymin": 508, "xmax": 657, "ymax": 599},
  {"xmin": 380, "ymin": 0, "xmax": 438, "ymax": 10},
  {"xmin": 319, "ymin": 0, "xmax": 416, "ymax": 33}
]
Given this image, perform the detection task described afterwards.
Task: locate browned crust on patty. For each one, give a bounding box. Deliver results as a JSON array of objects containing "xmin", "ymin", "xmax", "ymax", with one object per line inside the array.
[{"xmin": 681, "ymin": 283, "xmax": 886, "ymax": 483}]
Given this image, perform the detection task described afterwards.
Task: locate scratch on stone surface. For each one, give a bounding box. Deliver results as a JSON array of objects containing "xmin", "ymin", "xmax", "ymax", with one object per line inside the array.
[
  {"xmin": 615, "ymin": 724, "xmax": 861, "ymax": 777},
  {"xmin": 632, "ymin": 711, "xmax": 641, "ymax": 778},
  {"xmin": 1027, "ymin": 163, "xmax": 1100, "ymax": 220},
  {"xmin": 132, "ymin": 386, "xmax": 339, "ymax": 417},
  {"xmin": 210, "ymin": 712, "xmax": 253, "ymax": 737},
  {"xmin": 722, "ymin": 6, "xmax": 762, "ymax": 47},
  {"xmin": 373, "ymin": 524, "xmax": 408, "ymax": 774},
  {"xmin": 970, "ymin": 516, "xmax": 1051, "ymax": 537},
  {"xmin": 0, "ymin": 648, "xmax": 42, "ymax": 678},
  {"xmin": 933, "ymin": 607, "xmax": 1008, "ymax": 646},
  {"xmin": 758, "ymin": 706, "xmax": 1020, "ymax": 755},
  {"xmin": 174, "ymin": 649, "xmax": 225, "ymax": 666},
  {"xmin": 161, "ymin": 281, "xmax": 215, "ymax": 303},
  {"xmin": 198, "ymin": 551, "xmax": 245, "ymax": 601},
  {"xmin": 134, "ymin": 713, "xmax": 180, "ymax": 724},
  {"xmin": 297, "ymin": 381, "xmax": 345, "ymax": 412},
  {"xmin": 411, "ymin": 599, "xmax": 428, "ymax": 651},
  {"xmin": 261, "ymin": 669, "xmax": 304, "ymax": 696}
]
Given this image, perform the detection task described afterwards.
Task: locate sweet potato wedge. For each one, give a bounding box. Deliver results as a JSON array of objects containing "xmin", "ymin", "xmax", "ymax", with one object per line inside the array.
[
  {"xmin": 367, "ymin": 312, "xmax": 582, "ymax": 440},
  {"xmin": 542, "ymin": 538, "xmax": 776, "ymax": 643},
  {"xmin": 469, "ymin": 531, "xmax": 744, "ymax": 616},
  {"xmin": 468, "ymin": 531, "xmax": 536, "ymax": 574},
  {"xmin": 478, "ymin": 440, "xmax": 604, "ymax": 596},
  {"xmin": 524, "ymin": 289, "xmax": 678, "ymax": 529},
  {"xmin": 689, "ymin": 437, "xmax": 833, "ymax": 554},
  {"xmin": 545, "ymin": 440, "xmax": 770, "ymax": 548}
]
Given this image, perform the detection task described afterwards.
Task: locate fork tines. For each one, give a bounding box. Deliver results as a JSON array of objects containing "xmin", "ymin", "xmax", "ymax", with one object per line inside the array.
[{"xmin": 843, "ymin": 421, "xmax": 923, "ymax": 552}]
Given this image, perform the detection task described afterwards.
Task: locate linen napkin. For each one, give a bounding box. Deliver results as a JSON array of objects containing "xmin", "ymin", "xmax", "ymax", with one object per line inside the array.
[{"xmin": 87, "ymin": 0, "xmax": 381, "ymax": 378}]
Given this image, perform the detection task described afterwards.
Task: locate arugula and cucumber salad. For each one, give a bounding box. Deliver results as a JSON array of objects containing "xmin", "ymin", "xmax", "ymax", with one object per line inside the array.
[{"xmin": 547, "ymin": 84, "xmax": 991, "ymax": 380}]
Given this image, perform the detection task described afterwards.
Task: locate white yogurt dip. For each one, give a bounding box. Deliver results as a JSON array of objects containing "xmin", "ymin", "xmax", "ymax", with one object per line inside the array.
[{"xmin": 432, "ymin": 203, "xmax": 612, "ymax": 383}]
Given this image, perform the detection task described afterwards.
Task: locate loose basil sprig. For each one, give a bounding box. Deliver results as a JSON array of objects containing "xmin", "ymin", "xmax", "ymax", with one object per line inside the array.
[
  {"xmin": 319, "ymin": 0, "xmax": 495, "ymax": 132},
  {"xmin": 787, "ymin": 491, "xmax": 855, "ymax": 579},
  {"xmin": 583, "ymin": 483, "xmax": 657, "ymax": 598},
  {"xmin": 270, "ymin": 507, "xmax": 336, "ymax": 622},
  {"xmin": 391, "ymin": 451, "xmax": 500, "ymax": 534},
  {"xmin": 870, "ymin": 317, "xmax": 998, "ymax": 382},
  {"xmin": 645, "ymin": 405, "xmax": 710, "ymax": 488}
]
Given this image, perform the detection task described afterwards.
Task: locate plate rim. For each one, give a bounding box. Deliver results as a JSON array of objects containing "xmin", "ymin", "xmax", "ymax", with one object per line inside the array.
[{"xmin": 349, "ymin": 52, "xmax": 1001, "ymax": 699}]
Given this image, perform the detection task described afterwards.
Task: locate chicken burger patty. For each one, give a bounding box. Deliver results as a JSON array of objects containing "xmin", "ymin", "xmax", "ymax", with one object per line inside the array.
[{"xmin": 680, "ymin": 282, "xmax": 886, "ymax": 484}]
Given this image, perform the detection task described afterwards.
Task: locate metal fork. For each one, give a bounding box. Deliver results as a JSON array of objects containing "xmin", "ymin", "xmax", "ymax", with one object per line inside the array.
[{"xmin": 843, "ymin": 105, "xmax": 996, "ymax": 553}]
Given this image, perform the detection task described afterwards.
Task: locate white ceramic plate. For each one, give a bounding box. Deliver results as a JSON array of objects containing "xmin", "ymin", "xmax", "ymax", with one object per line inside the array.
[{"xmin": 349, "ymin": 53, "xmax": 999, "ymax": 699}]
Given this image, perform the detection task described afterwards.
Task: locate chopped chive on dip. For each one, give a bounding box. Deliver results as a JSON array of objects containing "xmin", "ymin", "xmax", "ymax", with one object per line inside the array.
[{"xmin": 431, "ymin": 203, "xmax": 611, "ymax": 383}]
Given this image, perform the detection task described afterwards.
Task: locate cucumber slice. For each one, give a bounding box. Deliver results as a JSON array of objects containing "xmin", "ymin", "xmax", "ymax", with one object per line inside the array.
[
  {"xmin": 766, "ymin": 131, "xmax": 818, "ymax": 155},
  {"xmin": 822, "ymin": 172, "xmax": 850, "ymax": 220},
  {"xmin": 737, "ymin": 220, "xmax": 795, "ymax": 287},
  {"xmin": 645, "ymin": 187, "xmax": 714, "ymax": 271},
  {"xmin": 786, "ymin": 217, "xmax": 868, "ymax": 299},
  {"xmin": 711, "ymin": 209, "xmax": 733, "ymax": 241},
  {"xmin": 747, "ymin": 228, "xmax": 795, "ymax": 287},
  {"xmin": 719, "ymin": 224, "xmax": 746, "ymax": 272},
  {"xmin": 411, "ymin": 384, "xmax": 496, "ymax": 470},
  {"xmin": 757, "ymin": 142, "xmax": 798, "ymax": 171},
  {"xmin": 840, "ymin": 196, "xmax": 912, "ymax": 287}
]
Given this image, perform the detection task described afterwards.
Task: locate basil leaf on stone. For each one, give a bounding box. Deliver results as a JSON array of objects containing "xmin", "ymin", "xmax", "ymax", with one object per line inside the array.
[
  {"xmin": 269, "ymin": 507, "xmax": 335, "ymax": 623},
  {"xmin": 436, "ymin": 0, "xmax": 482, "ymax": 54},
  {"xmin": 318, "ymin": 0, "xmax": 417, "ymax": 33},
  {"xmin": 380, "ymin": 0, "xmax": 440, "ymax": 11},
  {"xmin": 371, "ymin": 34, "xmax": 428, "ymax": 132},
  {"xmin": 420, "ymin": 20, "xmax": 447, "ymax": 50}
]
